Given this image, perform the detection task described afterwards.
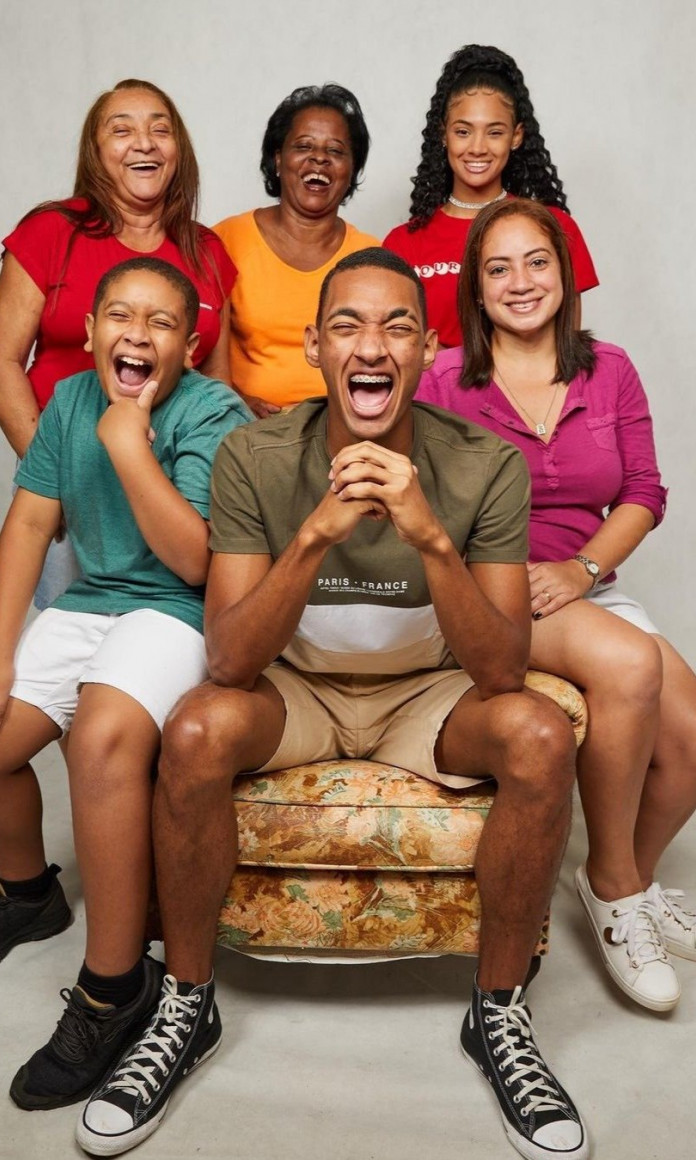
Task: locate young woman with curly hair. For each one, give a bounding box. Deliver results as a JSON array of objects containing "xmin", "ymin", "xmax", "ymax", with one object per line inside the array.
[{"xmin": 384, "ymin": 44, "xmax": 598, "ymax": 347}]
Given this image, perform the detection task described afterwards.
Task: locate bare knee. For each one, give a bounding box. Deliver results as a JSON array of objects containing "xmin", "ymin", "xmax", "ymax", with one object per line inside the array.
[
  {"xmin": 488, "ymin": 692, "xmax": 576, "ymax": 799},
  {"xmin": 590, "ymin": 633, "xmax": 663, "ymax": 711},
  {"xmin": 159, "ymin": 684, "xmax": 258, "ymax": 797}
]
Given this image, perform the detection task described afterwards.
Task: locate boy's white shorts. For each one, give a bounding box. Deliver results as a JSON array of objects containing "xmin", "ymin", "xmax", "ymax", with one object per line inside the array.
[{"xmin": 11, "ymin": 607, "xmax": 208, "ymax": 733}]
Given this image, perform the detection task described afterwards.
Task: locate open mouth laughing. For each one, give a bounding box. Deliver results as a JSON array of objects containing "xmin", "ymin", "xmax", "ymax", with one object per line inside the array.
[
  {"xmin": 302, "ymin": 171, "xmax": 331, "ymax": 191},
  {"xmin": 347, "ymin": 373, "xmax": 394, "ymax": 418},
  {"xmin": 113, "ymin": 355, "xmax": 154, "ymax": 396}
]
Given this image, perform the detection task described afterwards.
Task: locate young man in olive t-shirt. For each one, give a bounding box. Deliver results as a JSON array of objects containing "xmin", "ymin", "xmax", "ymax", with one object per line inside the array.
[{"xmin": 79, "ymin": 250, "xmax": 587, "ymax": 1160}]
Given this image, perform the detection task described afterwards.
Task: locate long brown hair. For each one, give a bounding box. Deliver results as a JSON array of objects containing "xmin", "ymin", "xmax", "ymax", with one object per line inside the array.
[
  {"xmin": 20, "ymin": 79, "xmax": 207, "ymax": 275},
  {"xmin": 458, "ymin": 198, "xmax": 595, "ymax": 387}
]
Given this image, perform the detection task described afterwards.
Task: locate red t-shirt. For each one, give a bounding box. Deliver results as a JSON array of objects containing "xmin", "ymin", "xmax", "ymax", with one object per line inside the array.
[
  {"xmin": 3, "ymin": 200, "xmax": 237, "ymax": 409},
  {"xmin": 384, "ymin": 203, "xmax": 599, "ymax": 348}
]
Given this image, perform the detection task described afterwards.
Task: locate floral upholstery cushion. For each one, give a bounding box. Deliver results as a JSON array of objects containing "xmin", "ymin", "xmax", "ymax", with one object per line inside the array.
[
  {"xmin": 233, "ymin": 672, "xmax": 586, "ymax": 873},
  {"xmin": 219, "ymin": 868, "xmax": 550, "ymax": 956},
  {"xmin": 218, "ymin": 671, "xmax": 585, "ymax": 957}
]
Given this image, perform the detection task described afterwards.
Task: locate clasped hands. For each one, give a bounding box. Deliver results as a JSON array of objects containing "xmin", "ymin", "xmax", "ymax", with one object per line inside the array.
[{"xmin": 306, "ymin": 441, "xmax": 446, "ymax": 552}]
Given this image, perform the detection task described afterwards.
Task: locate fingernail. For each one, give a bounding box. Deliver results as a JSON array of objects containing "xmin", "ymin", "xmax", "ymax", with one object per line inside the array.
[{"xmin": 532, "ymin": 611, "xmax": 542, "ymax": 620}]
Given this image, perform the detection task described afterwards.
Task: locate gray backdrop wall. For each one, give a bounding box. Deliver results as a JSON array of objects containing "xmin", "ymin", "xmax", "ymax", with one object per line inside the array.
[{"xmin": 1, "ymin": 0, "xmax": 694, "ymax": 661}]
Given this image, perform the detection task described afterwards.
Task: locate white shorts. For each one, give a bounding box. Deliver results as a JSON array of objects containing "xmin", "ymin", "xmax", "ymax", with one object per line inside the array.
[
  {"xmin": 585, "ymin": 584, "xmax": 659, "ymax": 635},
  {"xmin": 11, "ymin": 608, "xmax": 208, "ymax": 733}
]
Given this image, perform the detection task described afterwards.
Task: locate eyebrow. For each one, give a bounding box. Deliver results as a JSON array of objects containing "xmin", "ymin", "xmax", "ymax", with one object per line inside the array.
[
  {"xmin": 104, "ymin": 111, "xmax": 172, "ymax": 124},
  {"xmin": 326, "ymin": 306, "xmax": 418, "ymax": 322},
  {"xmin": 451, "ymin": 119, "xmax": 509, "ymax": 128},
  {"xmin": 104, "ymin": 298, "xmax": 180, "ymax": 321},
  {"xmin": 484, "ymin": 246, "xmax": 552, "ymax": 262}
]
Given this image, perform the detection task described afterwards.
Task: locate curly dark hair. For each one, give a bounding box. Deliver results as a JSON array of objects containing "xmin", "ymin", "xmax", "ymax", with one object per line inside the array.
[
  {"xmin": 408, "ymin": 44, "xmax": 568, "ymax": 230},
  {"xmin": 260, "ymin": 84, "xmax": 370, "ymax": 203}
]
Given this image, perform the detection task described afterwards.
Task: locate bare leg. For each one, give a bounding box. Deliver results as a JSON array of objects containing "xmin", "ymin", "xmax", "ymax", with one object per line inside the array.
[
  {"xmin": 66, "ymin": 684, "xmax": 160, "ymax": 975},
  {"xmin": 435, "ymin": 686, "xmax": 576, "ymax": 991},
  {"xmin": 154, "ymin": 678, "xmax": 286, "ymax": 983},
  {"xmin": 0, "ymin": 697, "xmax": 61, "ymax": 880},
  {"xmin": 635, "ymin": 637, "xmax": 696, "ymax": 885},
  {"xmin": 530, "ymin": 600, "xmax": 662, "ymax": 901}
]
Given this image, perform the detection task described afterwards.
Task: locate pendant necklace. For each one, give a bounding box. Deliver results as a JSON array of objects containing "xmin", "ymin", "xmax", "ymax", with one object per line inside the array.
[{"xmin": 494, "ymin": 365, "xmax": 562, "ymax": 437}]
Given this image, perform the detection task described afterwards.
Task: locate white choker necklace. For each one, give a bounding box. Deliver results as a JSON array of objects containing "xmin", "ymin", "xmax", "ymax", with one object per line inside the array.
[{"xmin": 448, "ymin": 189, "xmax": 507, "ymax": 211}]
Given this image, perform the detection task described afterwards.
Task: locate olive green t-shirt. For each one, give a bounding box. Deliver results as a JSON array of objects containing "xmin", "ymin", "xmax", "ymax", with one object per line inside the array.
[{"xmin": 209, "ymin": 399, "xmax": 530, "ymax": 673}]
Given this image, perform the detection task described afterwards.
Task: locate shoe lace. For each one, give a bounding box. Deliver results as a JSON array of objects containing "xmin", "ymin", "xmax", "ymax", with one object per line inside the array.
[
  {"xmin": 101, "ymin": 975, "xmax": 201, "ymax": 1106},
  {"xmin": 649, "ymin": 883, "xmax": 696, "ymax": 931},
  {"xmin": 609, "ymin": 898, "xmax": 667, "ymax": 965},
  {"xmin": 484, "ymin": 988, "xmax": 572, "ymax": 1119},
  {"xmin": 52, "ymin": 989, "xmax": 103, "ymax": 1062}
]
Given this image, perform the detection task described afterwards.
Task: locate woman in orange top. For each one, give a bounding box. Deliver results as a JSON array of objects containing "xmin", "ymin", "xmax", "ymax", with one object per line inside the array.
[{"xmin": 214, "ymin": 84, "xmax": 379, "ymax": 417}]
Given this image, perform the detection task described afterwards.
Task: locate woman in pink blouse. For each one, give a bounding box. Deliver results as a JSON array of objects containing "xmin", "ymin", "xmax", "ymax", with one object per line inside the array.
[{"xmin": 417, "ymin": 197, "xmax": 696, "ymax": 1014}]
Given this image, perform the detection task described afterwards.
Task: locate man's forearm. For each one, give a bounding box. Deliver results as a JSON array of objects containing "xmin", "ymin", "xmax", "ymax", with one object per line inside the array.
[
  {"xmin": 422, "ymin": 542, "xmax": 529, "ymax": 698},
  {"xmin": 206, "ymin": 528, "xmax": 330, "ymax": 688}
]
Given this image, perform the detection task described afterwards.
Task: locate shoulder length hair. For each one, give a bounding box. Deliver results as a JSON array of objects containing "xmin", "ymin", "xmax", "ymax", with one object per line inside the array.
[
  {"xmin": 459, "ymin": 198, "xmax": 596, "ymax": 387},
  {"xmin": 21, "ymin": 78, "xmax": 207, "ymax": 274}
]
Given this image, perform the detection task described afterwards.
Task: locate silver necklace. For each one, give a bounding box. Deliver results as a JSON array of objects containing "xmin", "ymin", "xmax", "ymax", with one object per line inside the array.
[
  {"xmin": 494, "ymin": 364, "xmax": 562, "ymax": 437},
  {"xmin": 448, "ymin": 188, "xmax": 507, "ymax": 211}
]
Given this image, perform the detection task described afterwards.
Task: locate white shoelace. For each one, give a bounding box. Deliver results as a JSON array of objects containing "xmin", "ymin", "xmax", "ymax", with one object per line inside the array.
[
  {"xmin": 609, "ymin": 898, "xmax": 667, "ymax": 965},
  {"xmin": 485, "ymin": 988, "xmax": 571, "ymax": 1119},
  {"xmin": 102, "ymin": 976, "xmax": 200, "ymax": 1106},
  {"xmin": 648, "ymin": 883, "xmax": 696, "ymax": 932}
]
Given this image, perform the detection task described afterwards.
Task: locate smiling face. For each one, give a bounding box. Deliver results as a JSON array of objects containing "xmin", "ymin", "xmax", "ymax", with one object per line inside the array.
[
  {"xmin": 276, "ymin": 106, "xmax": 354, "ymax": 218},
  {"xmin": 443, "ymin": 87, "xmax": 523, "ymax": 205},
  {"xmin": 479, "ymin": 214, "xmax": 564, "ymax": 341},
  {"xmin": 96, "ymin": 87, "xmax": 178, "ymax": 214},
  {"xmin": 84, "ymin": 269, "xmax": 199, "ymax": 406},
  {"xmin": 305, "ymin": 267, "xmax": 438, "ymax": 454}
]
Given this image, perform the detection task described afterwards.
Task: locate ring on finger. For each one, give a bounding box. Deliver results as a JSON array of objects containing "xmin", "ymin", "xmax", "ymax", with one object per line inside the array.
[{"xmin": 543, "ymin": 591, "xmax": 551, "ymax": 603}]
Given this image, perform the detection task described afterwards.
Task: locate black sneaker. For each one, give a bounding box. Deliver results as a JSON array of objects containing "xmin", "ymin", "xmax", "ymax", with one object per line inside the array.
[
  {"xmin": 460, "ymin": 979, "xmax": 589, "ymax": 1160},
  {"xmin": 77, "ymin": 974, "xmax": 221, "ymax": 1156},
  {"xmin": 0, "ymin": 864, "xmax": 71, "ymax": 961},
  {"xmin": 10, "ymin": 956, "xmax": 164, "ymax": 1110}
]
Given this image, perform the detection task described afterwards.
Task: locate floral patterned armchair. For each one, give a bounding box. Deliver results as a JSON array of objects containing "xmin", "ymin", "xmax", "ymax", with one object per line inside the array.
[{"xmin": 218, "ymin": 671, "xmax": 587, "ymax": 959}]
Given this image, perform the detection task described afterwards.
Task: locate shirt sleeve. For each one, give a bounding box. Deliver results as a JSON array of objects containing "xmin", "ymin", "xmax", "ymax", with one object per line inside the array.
[
  {"xmin": 465, "ymin": 445, "xmax": 531, "ymax": 563},
  {"xmin": 382, "ymin": 223, "xmax": 412, "ymax": 259},
  {"xmin": 2, "ymin": 209, "xmax": 66, "ymax": 295},
  {"xmin": 555, "ymin": 211, "xmax": 599, "ymax": 293},
  {"xmin": 208, "ymin": 427, "xmax": 271, "ymax": 554},
  {"xmin": 14, "ymin": 395, "xmax": 63, "ymax": 497},
  {"xmin": 609, "ymin": 353, "xmax": 667, "ymax": 525},
  {"xmin": 170, "ymin": 389, "xmax": 252, "ymax": 518},
  {"xmin": 200, "ymin": 228, "xmax": 237, "ymax": 297}
]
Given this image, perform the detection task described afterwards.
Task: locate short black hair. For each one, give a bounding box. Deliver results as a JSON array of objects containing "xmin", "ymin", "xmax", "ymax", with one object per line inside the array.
[
  {"xmin": 260, "ymin": 84, "xmax": 370, "ymax": 202},
  {"xmin": 317, "ymin": 247, "xmax": 428, "ymax": 326},
  {"xmin": 92, "ymin": 257, "xmax": 200, "ymax": 334}
]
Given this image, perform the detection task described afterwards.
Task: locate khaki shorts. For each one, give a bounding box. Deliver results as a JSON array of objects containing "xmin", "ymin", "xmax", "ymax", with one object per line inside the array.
[{"xmin": 259, "ymin": 663, "xmax": 482, "ymax": 789}]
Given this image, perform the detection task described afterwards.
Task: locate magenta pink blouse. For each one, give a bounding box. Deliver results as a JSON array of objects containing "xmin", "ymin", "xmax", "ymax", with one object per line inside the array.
[{"xmin": 416, "ymin": 342, "xmax": 667, "ymax": 583}]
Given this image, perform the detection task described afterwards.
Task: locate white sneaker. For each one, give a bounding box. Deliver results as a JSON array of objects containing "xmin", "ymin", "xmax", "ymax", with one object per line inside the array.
[
  {"xmin": 646, "ymin": 882, "xmax": 696, "ymax": 961},
  {"xmin": 575, "ymin": 865, "xmax": 680, "ymax": 1012}
]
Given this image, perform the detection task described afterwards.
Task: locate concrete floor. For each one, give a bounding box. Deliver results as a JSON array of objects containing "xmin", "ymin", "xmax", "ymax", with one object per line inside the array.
[{"xmin": 2, "ymin": 743, "xmax": 694, "ymax": 1160}]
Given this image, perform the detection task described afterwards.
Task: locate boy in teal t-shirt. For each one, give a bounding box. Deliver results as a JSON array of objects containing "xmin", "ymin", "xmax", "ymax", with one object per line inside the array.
[{"xmin": 0, "ymin": 257, "xmax": 251, "ymax": 1111}]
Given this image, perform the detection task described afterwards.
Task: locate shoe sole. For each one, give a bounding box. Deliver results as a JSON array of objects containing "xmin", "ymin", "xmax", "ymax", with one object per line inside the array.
[
  {"xmin": 574, "ymin": 872, "xmax": 680, "ymax": 1012},
  {"xmin": 460, "ymin": 1042, "xmax": 590, "ymax": 1160},
  {"xmin": 75, "ymin": 1031, "xmax": 221, "ymax": 1156},
  {"xmin": 663, "ymin": 936, "xmax": 696, "ymax": 962},
  {"xmin": 0, "ymin": 906, "xmax": 72, "ymax": 963}
]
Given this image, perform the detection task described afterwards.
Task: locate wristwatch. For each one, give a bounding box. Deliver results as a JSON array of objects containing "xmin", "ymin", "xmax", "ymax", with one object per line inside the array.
[{"xmin": 572, "ymin": 554, "xmax": 601, "ymax": 588}]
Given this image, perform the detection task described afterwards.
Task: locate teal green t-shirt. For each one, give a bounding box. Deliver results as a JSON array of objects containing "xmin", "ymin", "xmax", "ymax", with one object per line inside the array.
[{"xmin": 15, "ymin": 369, "xmax": 252, "ymax": 631}]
